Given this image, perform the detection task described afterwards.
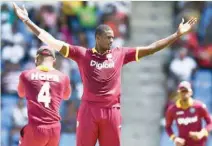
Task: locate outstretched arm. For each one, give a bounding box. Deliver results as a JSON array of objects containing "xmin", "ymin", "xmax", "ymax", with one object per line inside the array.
[
  {"xmin": 12, "ymin": 3, "xmax": 68, "ymax": 54},
  {"xmin": 136, "ymin": 18, "xmax": 197, "ymax": 60}
]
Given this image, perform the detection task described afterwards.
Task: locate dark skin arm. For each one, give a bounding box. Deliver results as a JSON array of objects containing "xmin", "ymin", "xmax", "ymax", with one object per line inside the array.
[
  {"xmin": 137, "ymin": 18, "xmax": 197, "ymax": 59},
  {"xmin": 13, "ymin": 3, "xmax": 197, "ymax": 60}
]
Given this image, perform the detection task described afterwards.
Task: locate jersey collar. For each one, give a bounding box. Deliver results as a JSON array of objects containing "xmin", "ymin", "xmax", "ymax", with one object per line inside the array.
[
  {"xmin": 92, "ymin": 48, "xmax": 111, "ymax": 55},
  {"xmin": 176, "ymin": 98, "xmax": 194, "ymax": 109},
  {"xmin": 92, "ymin": 48, "xmax": 97, "ymax": 53},
  {"xmin": 37, "ymin": 65, "xmax": 54, "ymax": 72}
]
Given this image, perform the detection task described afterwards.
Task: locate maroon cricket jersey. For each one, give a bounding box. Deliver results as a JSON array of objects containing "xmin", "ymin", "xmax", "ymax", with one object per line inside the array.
[
  {"xmin": 19, "ymin": 69, "xmax": 70, "ymax": 126},
  {"xmin": 165, "ymin": 99, "xmax": 212, "ymax": 146},
  {"xmin": 63, "ymin": 46, "xmax": 137, "ymax": 107}
]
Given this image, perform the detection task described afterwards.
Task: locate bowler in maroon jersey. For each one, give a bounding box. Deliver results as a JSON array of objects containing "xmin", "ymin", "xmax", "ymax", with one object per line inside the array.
[
  {"xmin": 13, "ymin": 2, "xmax": 198, "ymax": 146},
  {"xmin": 17, "ymin": 46, "xmax": 71, "ymax": 146},
  {"xmin": 165, "ymin": 81, "xmax": 212, "ymax": 146}
]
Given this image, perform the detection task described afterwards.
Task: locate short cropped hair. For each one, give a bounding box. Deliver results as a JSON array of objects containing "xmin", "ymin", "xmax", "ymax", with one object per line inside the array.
[{"xmin": 95, "ymin": 24, "xmax": 112, "ymax": 37}]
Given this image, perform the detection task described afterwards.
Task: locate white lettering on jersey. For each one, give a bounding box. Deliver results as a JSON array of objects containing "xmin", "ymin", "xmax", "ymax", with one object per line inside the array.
[
  {"xmin": 177, "ymin": 116, "xmax": 198, "ymax": 125},
  {"xmin": 90, "ymin": 60, "xmax": 115, "ymax": 70},
  {"xmin": 176, "ymin": 111, "xmax": 184, "ymax": 115},
  {"xmin": 31, "ymin": 72, "xmax": 59, "ymax": 82}
]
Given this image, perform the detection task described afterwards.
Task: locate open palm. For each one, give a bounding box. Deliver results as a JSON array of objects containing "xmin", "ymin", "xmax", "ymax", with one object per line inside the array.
[
  {"xmin": 178, "ymin": 18, "xmax": 197, "ymax": 36},
  {"xmin": 12, "ymin": 2, "xmax": 29, "ymax": 21}
]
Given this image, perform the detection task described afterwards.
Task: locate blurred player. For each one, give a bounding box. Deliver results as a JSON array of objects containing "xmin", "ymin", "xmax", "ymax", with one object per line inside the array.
[
  {"xmin": 165, "ymin": 81, "xmax": 212, "ymax": 146},
  {"xmin": 17, "ymin": 46, "xmax": 71, "ymax": 146},
  {"xmin": 13, "ymin": 3, "xmax": 197, "ymax": 146}
]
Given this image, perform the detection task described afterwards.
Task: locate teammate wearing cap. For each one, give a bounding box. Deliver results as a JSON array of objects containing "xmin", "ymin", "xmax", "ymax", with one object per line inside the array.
[
  {"xmin": 165, "ymin": 81, "xmax": 212, "ymax": 146},
  {"xmin": 17, "ymin": 46, "xmax": 71, "ymax": 146}
]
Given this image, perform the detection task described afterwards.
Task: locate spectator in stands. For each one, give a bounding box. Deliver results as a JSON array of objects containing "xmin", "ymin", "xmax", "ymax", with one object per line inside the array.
[
  {"xmin": 197, "ymin": 45, "xmax": 212, "ymax": 68},
  {"xmin": 174, "ymin": 1, "xmax": 204, "ymax": 29},
  {"xmin": 40, "ymin": 5, "xmax": 58, "ymax": 36},
  {"xmin": 78, "ymin": 31, "xmax": 88, "ymax": 48},
  {"xmin": 1, "ymin": 3, "xmax": 16, "ymax": 44},
  {"xmin": 169, "ymin": 48, "xmax": 197, "ymax": 82},
  {"xmin": 176, "ymin": 29, "xmax": 212, "ymax": 69},
  {"xmin": 10, "ymin": 98, "xmax": 28, "ymax": 146},
  {"xmin": 22, "ymin": 40, "xmax": 38, "ymax": 70},
  {"xmin": 59, "ymin": 18, "xmax": 74, "ymax": 45},
  {"xmin": 167, "ymin": 48, "xmax": 197, "ymax": 97},
  {"xmin": 61, "ymin": 1, "xmax": 83, "ymax": 35},
  {"xmin": 173, "ymin": 1, "xmax": 212, "ymax": 68},
  {"xmin": 77, "ymin": 2, "xmax": 97, "ymax": 48},
  {"xmin": 1, "ymin": 61, "xmax": 22, "ymax": 95},
  {"xmin": 101, "ymin": 3, "xmax": 125, "ymax": 48},
  {"xmin": 197, "ymin": 1, "xmax": 212, "ymax": 44},
  {"xmin": 11, "ymin": 99, "xmax": 28, "ymax": 130}
]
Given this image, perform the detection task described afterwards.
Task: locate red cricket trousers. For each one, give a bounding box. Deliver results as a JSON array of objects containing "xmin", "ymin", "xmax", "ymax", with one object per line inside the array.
[
  {"xmin": 19, "ymin": 123, "xmax": 61, "ymax": 146},
  {"xmin": 76, "ymin": 102, "xmax": 122, "ymax": 146}
]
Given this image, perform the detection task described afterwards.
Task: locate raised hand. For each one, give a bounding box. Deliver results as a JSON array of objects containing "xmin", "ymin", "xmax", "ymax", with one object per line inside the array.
[
  {"xmin": 12, "ymin": 2, "xmax": 29, "ymax": 22},
  {"xmin": 177, "ymin": 17, "xmax": 197, "ymax": 36}
]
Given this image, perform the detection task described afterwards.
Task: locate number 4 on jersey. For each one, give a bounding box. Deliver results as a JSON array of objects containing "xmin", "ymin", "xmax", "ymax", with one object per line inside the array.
[{"xmin": 38, "ymin": 82, "xmax": 51, "ymax": 108}]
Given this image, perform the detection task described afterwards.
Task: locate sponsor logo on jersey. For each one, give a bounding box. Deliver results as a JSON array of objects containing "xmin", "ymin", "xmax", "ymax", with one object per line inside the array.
[
  {"xmin": 176, "ymin": 111, "xmax": 184, "ymax": 115},
  {"xmin": 177, "ymin": 116, "xmax": 198, "ymax": 125},
  {"xmin": 31, "ymin": 72, "xmax": 59, "ymax": 82},
  {"xmin": 106, "ymin": 53, "xmax": 112, "ymax": 60},
  {"xmin": 90, "ymin": 60, "xmax": 115, "ymax": 70},
  {"xmin": 189, "ymin": 107, "xmax": 196, "ymax": 114}
]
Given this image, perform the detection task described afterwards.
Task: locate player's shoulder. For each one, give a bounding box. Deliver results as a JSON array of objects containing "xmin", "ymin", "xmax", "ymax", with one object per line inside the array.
[
  {"xmin": 73, "ymin": 45, "xmax": 87, "ymax": 51},
  {"xmin": 167, "ymin": 103, "xmax": 177, "ymax": 112},
  {"xmin": 53, "ymin": 69, "xmax": 69, "ymax": 79},
  {"xmin": 113, "ymin": 46, "xmax": 122, "ymax": 50},
  {"xmin": 114, "ymin": 46, "xmax": 137, "ymax": 53},
  {"xmin": 69, "ymin": 45, "xmax": 87, "ymax": 54},
  {"xmin": 193, "ymin": 99, "xmax": 207, "ymax": 109},
  {"xmin": 53, "ymin": 69, "xmax": 67, "ymax": 76},
  {"xmin": 19, "ymin": 69, "xmax": 39, "ymax": 81},
  {"xmin": 111, "ymin": 47, "xmax": 126, "ymax": 54},
  {"xmin": 70, "ymin": 45, "xmax": 86, "ymax": 49},
  {"xmin": 20, "ymin": 68, "xmax": 37, "ymax": 76},
  {"xmin": 113, "ymin": 46, "xmax": 128, "ymax": 51},
  {"xmin": 79, "ymin": 46, "xmax": 87, "ymax": 51}
]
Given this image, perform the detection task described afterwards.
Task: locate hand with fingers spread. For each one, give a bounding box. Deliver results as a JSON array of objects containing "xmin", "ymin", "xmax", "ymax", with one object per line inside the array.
[
  {"xmin": 177, "ymin": 17, "xmax": 197, "ymax": 36},
  {"xmin": 12, "ymin": 2, "xmax": 29, "ymax": 22}
]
